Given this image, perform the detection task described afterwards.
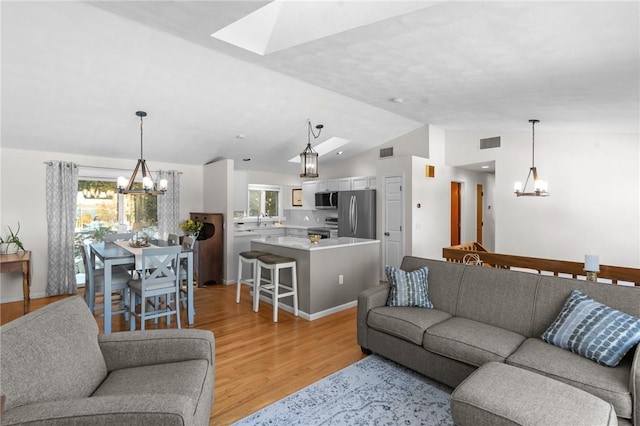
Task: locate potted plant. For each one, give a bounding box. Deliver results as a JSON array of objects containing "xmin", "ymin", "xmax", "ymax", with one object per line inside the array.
[
  {"xmin": 179, "ymin": 219, "xmax": 203, "ymax": 238},
  {"xmin": 0, "ymin": 222, "xmax": 25, "ymax": 254}
]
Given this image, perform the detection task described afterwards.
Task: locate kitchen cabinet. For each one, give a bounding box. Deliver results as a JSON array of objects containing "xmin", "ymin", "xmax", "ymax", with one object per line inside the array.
[
  {"xmin": 338, "ymin": 178, "xmax": 352, "ymax": 191},
  {"xmin": 190, "ymin": 212, "xmax": 223, "ymax": 286},
  {"xmin": 286, "ymin": 228, "xmax": 308, "ymax": 238},
  {"xmin": 326, "ymin": 179, "xmax": 340, "ymax": 191},
  {"xmin": 302, "ymin": 181, "xmax": 316, "ymax": 209},
  {"xmin": 351, "ymin": 176, "xmax": 376, "ymax": 190},
  {"xmin": 258, "ymin": 228, "xmax": 286, "ymax": 237}
]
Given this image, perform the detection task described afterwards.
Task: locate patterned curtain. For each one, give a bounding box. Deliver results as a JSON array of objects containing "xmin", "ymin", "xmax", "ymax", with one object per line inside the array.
[
  {"xmin": 157, "ymin": 170, "xmax": 180, "ymax": 240},
  {"xmin": 45, "ymin": 161, "xmax": 79, "ymax": 295}
]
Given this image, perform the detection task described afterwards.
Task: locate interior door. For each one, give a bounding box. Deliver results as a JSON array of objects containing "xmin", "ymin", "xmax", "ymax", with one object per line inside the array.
[
  {"xmin": 383, "ymin": 176, "xmax": 403, "ymax": 272},
  {"xmin": 450, "ymin": 182, "xmax": 461, "ymax": 246},
  {"xmin": 476, "ymin": 184, "xmax": 483, "ymax": 244}
]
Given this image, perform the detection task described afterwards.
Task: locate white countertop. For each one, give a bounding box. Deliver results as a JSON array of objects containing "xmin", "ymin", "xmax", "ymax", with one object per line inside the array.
[
  {"xmin": 251, "ymin": 236, "xmax": 379, "ymax": 251},
  {"xmin": 234, "ymin": 225, "xmax": 311, "ymax": 236}
]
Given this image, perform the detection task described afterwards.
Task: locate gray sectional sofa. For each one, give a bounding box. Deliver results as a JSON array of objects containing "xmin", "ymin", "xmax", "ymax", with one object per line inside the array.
[
  {"xmin": 0, "ymin": 296, "xmax": 215, "ymax": 425},
  {"xmin": 357, "ymin": 256, "xmax": 640, "ymax": 426}
]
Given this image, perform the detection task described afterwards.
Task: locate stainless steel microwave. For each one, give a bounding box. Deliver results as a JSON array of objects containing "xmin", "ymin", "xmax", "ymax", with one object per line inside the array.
[{"xmin": 315, "ymin": 191, "xmax": 338, "ymax": 209}]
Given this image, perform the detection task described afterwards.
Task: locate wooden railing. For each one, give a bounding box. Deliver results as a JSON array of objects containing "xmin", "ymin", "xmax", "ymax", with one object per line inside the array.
[{"xmin": 443, "ymin": 243, "xmax": 640, "ymax": 286}]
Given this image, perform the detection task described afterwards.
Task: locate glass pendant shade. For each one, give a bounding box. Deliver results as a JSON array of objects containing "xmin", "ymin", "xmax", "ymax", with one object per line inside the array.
[{"xmin": 300, "ymin": 143, "xmax": 319, "ymax": 178}]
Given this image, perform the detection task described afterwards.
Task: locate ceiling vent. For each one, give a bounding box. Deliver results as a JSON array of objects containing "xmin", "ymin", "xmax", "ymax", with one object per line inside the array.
[
  {"xmin": 379, "ymin": 147, "xmax": 394, "ymax": 158},
  {"xmin": 480, "ymin": 136, "xmax": 501, "ymax": 150}
]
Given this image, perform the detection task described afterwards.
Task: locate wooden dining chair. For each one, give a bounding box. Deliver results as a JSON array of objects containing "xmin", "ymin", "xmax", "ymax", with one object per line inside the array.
[
  {"xmin": 79, "ymin": 244, "xmax": 131, "ymax": 318},
  {"xmin": 127, "ymin": 246, "xmax": 182, "ymax": 330}
]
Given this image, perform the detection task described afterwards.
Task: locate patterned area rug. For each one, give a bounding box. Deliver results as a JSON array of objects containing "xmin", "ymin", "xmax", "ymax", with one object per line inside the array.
[{"xmin": 231, "ymin": 354, "xmax": 454, "ymax": 426}]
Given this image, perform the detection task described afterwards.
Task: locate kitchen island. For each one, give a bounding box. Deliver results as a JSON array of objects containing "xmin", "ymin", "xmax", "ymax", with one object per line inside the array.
[{"xmin": 251, "ymin": 236, "xmax": 380, "ymax": 320}]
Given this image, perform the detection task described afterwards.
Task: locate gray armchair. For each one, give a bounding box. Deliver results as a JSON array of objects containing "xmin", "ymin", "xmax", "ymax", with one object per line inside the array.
[{"xmin": 0, "ymin": 296, "xmax": 214, "ymax": 425}]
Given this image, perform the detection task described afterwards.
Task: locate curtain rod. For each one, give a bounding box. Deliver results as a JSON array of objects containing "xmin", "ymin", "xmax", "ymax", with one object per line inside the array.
[{"xmin": 43, "ymin": 162, "xmax": 182, "ymax": 174}]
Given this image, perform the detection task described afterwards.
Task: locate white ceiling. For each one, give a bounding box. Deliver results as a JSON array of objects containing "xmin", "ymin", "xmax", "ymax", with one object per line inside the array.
[{"xmin": 2, "ymin": 1, "xmax": 638, "ymax": 175}]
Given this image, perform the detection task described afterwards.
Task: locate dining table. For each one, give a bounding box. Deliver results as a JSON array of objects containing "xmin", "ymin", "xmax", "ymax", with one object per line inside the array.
[{"xmin": 89, "ymin": 239, "xmax": 195, "ymax": 333}]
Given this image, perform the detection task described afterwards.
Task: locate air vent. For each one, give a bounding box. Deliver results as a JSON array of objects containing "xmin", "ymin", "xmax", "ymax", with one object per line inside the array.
[
  {"xmin": 480, "ymin": 136, "xmax": 501, "ymax": 150},
  {"xmin": 379, "ymin": 147, "xmax": 394, "ymax": 158}
]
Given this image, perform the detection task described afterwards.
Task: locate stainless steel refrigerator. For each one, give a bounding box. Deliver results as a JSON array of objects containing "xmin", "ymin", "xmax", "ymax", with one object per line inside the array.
[{"xmin": 338, "ymin": 190, "xmax": 376, "ymax": 239}]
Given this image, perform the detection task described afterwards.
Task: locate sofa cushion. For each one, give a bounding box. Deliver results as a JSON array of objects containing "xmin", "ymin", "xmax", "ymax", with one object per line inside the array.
[
  {"xmin": 93, "ymin": 359, "xmax": 210, "ymax": 415},
  {"xmin": 532, "ymin": 275, "xmax": 640, "ymax": 337},
  {"xmin": 399, "ymin": 257, "xmax": 465, "ymax": 316},
  {"xmin": 456, "ymin": 266, "xmax": 539, "ymax": 337},
  {"xmin": 541, "ymin": 289, "xmax": 640, "ymax": 367},
  {"xmin": 424, "ymin": 317, "xmax": 526, "ymax": 367},
  {"xmin": 368, "ymin": 306, "xmax": 451, "ymax": 345},
  {"xmin": 452, "ymin": 362, "xmax": 618, "ymax": 426},
  {"xmin": 385, "ymin": 265, "xmax": 433, "ymax": 308},
  {"xmin": 507, "ymin": 337, "xmax": 633, "ymax": 419},
  {"xmin": 0, "ymin": 297, "xmax": 108, "ymax": 411}
]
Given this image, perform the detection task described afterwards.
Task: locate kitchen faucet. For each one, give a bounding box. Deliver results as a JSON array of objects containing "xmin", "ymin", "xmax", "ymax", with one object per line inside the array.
[{"xmin": 257, "ymin": 212, "xmax": 264, "ymax": 227}]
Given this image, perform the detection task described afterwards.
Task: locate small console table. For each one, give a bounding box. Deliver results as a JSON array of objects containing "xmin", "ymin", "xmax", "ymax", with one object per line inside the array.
[{"xmin": 0, "ymin": 251, "xmax": 31, "ymax": 314}]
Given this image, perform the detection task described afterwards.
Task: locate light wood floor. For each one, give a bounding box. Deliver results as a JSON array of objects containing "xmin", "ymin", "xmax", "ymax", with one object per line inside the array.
[{"xmin": 1, "ymin": 284, "xmax": 367, "ymax": 425}]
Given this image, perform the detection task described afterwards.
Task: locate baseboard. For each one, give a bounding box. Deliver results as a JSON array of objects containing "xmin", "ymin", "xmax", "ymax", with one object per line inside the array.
[{"xmin": 255, "ymin": 294, "xmax": 356, "ymax": 321}]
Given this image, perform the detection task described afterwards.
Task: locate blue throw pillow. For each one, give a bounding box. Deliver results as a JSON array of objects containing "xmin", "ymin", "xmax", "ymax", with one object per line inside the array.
[
  {"xmin": 541, "ymin": 289, "xmax": 640, "ymax": 367},
  {"xmin": 385, "ymin": 265, "xmax": 433, "ymax": 308}
]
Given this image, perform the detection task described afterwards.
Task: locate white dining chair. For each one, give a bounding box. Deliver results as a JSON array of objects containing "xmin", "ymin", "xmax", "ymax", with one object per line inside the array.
[
  {"xmin": 104, "ymin": 233, "xmax": 135, "ymax": 242},
  {"xmin": 104, "ymin": 232, "xmax": 137, "ymax": 276},
  {"xmin": 79, "ymin": 244, "xmax": 131, "ymax": 318},
  {"xmin": 127, "ymin": 246, "xmax": 182, "ymax": 330},
  {"xmin": 177, "ymin": 236, "xmax": 196, "ymax": 308},
  {"xmin": 167, "ymin": 233, "xmax": 179, "ymax": 245}
]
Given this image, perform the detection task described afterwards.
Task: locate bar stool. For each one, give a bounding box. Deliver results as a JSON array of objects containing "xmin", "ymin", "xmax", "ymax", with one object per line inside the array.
[
  {"xmin": 236, "ymin": 250, "xmax": 270, "ymax": 304},
  {"xmin": 255, "ymin": 255, "xmax": 298, "ymax": 322}
]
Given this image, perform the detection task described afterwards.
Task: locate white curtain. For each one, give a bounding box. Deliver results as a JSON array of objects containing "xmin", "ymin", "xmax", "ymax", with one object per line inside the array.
[
  {"xmin": 157, "ymin": 170, "xmax": 180, "ymax": 240},
  {"xmin": 45, "ymin": 161, "xmax": 79, "ymax": 295}
]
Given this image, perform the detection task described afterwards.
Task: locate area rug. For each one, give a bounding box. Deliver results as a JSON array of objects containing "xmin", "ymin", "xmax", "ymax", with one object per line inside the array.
[{"xmin": 231, "ymin": 354, "xmax": 454, "ymax": 425}]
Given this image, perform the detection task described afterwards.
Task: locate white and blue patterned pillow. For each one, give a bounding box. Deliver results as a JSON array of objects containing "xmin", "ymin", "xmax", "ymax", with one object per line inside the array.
[
  {"xmin": 385, "ymin": 265, "xmax": 433, "ymax": 308},
  {"xmin": 541, "ymin": 289, "xmax": 640, "ymax": 367}
]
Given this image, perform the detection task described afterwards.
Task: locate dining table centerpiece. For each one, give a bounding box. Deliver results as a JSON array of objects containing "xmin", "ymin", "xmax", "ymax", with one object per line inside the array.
[{"xmin": 180, "ymin": 219, "xmax": 203, "ymax": 239}]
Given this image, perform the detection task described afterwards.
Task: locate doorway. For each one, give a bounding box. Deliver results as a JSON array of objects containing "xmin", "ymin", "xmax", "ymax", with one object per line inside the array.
[
  {"xmin": 383, "ymin": 175, "xmax": 404, "ymax": 274},
  {"xmin": 450, "ymin": 182, "xmax": 461, "ymax": 246},
  {"xmin": 476, "ymin": 184, "xmax": 483, "ymax": 244}
]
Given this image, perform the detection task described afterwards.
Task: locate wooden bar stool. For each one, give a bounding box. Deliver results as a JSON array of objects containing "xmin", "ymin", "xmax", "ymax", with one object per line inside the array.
[
  {"xmin": 255, "ymin": 255, "xmax": 298, "ymax": 322},
  {"xmin": 236, "ymin": 250, "xmax": 270, "ymax": 304}
]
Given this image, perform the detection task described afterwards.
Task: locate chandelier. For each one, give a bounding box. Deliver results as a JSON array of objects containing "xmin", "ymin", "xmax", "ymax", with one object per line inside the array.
[
  {"xmin": 300, "ymin": 119, "xmax": 323, "ymax": 178},
  {"xmin": 514, "ymin": 119, "xmax": 549, "ymax": 197},
  {"xmin": 117, "ymin": 111, "xmax": 167, "ymax": 195}
]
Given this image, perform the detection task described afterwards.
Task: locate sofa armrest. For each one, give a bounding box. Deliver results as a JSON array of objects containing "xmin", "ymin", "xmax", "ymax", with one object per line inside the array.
[
  {"xmin": 357, "ymin": 283, "xmax": 390, "ymax": 350},
  {"xmin": 1, "ymin": 395, "xmax": 197, "ymax": 426},
  {"xmin": 98, "ymin": 329, "xmax": 214, "ymax": 372},
  {"xmin": 632, "ymin": 346, "xmax": 639, "ymax": 426}
]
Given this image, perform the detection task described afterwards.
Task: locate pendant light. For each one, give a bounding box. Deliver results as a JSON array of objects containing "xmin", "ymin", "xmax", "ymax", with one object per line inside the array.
[
  {"xmin": 300, "ymin": 119, "xmax": 323, "ymax": 178},
  {"xmin": 117, "ymin": 111, "xmax": 167, "ymax": 195},
  {"xmin": 514, "ymin": 119, "xmax": 549, "ymax": 197}
]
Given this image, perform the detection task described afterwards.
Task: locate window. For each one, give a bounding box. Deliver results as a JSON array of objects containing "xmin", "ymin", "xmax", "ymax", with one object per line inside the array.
[
  {"xmin": 247, "ymin": 184, "xmax": 282, "ymax": 218},
  {"xmin": 75, "ymin": 178, "xmax": 158, "ymax": 283},
  {"xmin": 75, "ymin": 179, "xmax": 157, "ymax": 243}
]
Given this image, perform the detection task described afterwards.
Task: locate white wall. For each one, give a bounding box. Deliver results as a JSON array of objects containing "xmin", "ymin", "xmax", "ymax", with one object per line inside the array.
[
  {"xmin": 446, "ymin": 129, "xmax": 640, "ymax": 267},
  {"xmin": 203, "ymin": 160, "xmax": 234, "ymax": 283},
  {"xmin": 0, "ymin": 147, "xmax": 203, "ymax": 303}
]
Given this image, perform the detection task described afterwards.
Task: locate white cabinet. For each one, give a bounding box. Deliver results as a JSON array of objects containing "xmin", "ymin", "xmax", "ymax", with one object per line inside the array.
[
  {"xmin": 286, "ymin": 228, "xmax": 308, "ymax": 238},
  {"xmin": 338, "ymin": 178, "xmax": 352, "ymax": 191},
  {"xmin": 314, "ymin": 180, "xmax": 328, "ymax": 192},
  {"xmin": 326, "ymin": 179, "xmax": 340, "ymax": 191},
  {"xmin": 302, "ymin": 181, "xmax": 316, "ymax": 209},
  {"xmin": 258, "ymin": 228, "xmax": 286, "ymax": 237},
  {"xmin": 351, "ymin": 176, "xmax": 376, "ymax": 190}
]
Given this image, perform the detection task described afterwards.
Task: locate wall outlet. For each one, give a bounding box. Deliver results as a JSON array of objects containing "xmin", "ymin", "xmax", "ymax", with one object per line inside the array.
[{"xmin": 338, "ymin": 274, "xmax": 344, "ymax": 285}]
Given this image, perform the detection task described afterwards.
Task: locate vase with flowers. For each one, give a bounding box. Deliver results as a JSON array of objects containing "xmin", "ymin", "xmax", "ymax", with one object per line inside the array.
[{"xmin": 180, "ymin": 219, "xmax": 203, "ymax": 239}]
